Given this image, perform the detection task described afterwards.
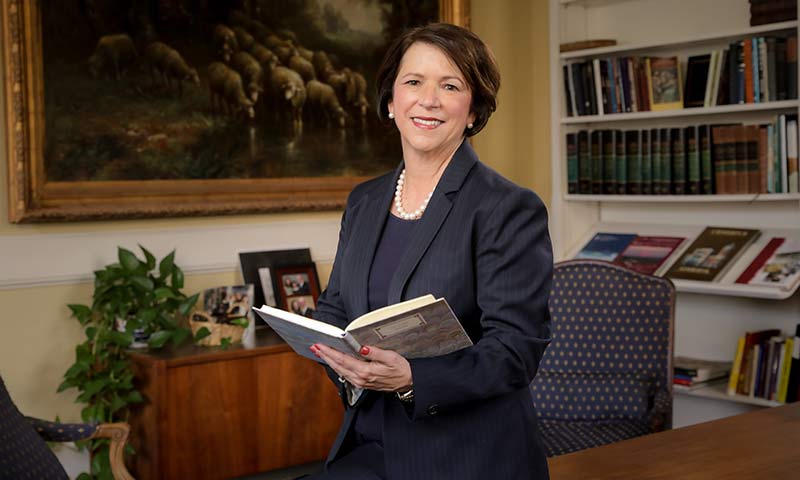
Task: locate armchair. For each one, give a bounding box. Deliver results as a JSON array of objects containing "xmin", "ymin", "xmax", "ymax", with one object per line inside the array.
[
  {"xmin": 0, "ymin": 376, "xmax": 133, "ymax": 479},
  {"xmin": 531, "ymin": 260, "xmax": 675, "ymax": 457}
]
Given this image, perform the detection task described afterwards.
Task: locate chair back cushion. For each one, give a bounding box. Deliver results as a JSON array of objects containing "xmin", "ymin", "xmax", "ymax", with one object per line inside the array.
[
  {"xmin": 0, "ymin": 377, "xmax": 68, "ymax": 479},
  {"xmin": 532, "ymin": 260, "xmax": 674, "ymax": 425}
]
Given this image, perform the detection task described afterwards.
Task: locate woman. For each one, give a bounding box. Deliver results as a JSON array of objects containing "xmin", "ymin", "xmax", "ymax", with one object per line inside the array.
[{"xmin": 308, "ymin": 23, "xmax": 553, "ymax": 480}]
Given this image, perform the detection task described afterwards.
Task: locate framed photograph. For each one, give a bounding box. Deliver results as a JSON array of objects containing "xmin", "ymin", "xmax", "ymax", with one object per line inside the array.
[
  {"xmin": 239, "ymin": 248, "xmax": 312, "ymax": 326},
  {"xmin": 275, "ymin": 264, "xmax": 321, "ymax": 319},
  {"xmin": 2, "ymin": 0, "xmax": 469, "ymax": 222},
  {"xmin": 646, "ymin": 56, "xmax": 683, "ymax": 111},
  {"xmin": 201, "ymin": 284, "xmax": 255, "ymax": 324}
]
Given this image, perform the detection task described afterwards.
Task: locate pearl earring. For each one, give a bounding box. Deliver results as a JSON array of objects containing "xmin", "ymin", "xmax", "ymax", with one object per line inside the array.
[
  {"xmin": 388, "ymin": 112, "xmax": 395, "ymax": 119},
  {"xmin": 467, "ymin": 122, "xmax": 474, "ymax": 129}
]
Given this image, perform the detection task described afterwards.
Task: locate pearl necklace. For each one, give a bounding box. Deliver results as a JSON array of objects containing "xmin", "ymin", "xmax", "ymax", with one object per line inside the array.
[{"xmin": 394, "ymin": 169, "xmax": 435, "ymax": 220}]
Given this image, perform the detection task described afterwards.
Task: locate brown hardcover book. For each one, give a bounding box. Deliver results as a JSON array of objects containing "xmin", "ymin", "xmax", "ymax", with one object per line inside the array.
[
  {"xmin": 733, "ymin": 125, "xmax": 748, "ymax": 193},
  {"xmin": 665, "ymin": 226, "xmax": 761, "ymax": 282},
  {"xmin": 758, "ymin": 125, "xmax": 769, "ymax": 193},
  {"xmin": 745, "ymin": 125, "xmax": 761, "ymax": 193},
  {"xmin": 559, "ymin": 39, "xmax": 617, "ymax": 53},
  {"xmin": 743, "ymin": 39, "xmax": 754, "ymax": 103},
  {"xmin": 712, "ymin": 126, "xmax": 733, "ymax": 194}
]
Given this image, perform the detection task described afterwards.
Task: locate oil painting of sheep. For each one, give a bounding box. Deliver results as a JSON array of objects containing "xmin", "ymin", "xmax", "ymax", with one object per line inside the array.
[{"xmin": 2, "ymin": 0, "xmax": 466, "ymax": 222}]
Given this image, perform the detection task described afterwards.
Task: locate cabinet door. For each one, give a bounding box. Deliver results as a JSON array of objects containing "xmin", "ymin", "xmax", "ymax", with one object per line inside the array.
[{"xmin": 255, "ymin": 352, "xmax": 344, "ymax": 472}]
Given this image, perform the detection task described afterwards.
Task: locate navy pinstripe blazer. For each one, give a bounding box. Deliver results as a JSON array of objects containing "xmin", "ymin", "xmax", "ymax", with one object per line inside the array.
[{"xmin": 314, "ymin": 139, "xmax": 553, "ymax": 480}]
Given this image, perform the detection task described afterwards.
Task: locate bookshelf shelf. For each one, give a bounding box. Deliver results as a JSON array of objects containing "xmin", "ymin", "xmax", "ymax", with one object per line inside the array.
[
  {"xmin": 561, "ymin": 100, "xmax": 800, "ymax": 124},
  {"xmin": 674, "ymin": 380, "xmax": 783, "ymax": 408},
  {"xmin": 672, "ymin": 279, "xmax": 799, "ymax": 300},
  {"xmin": 559, "ymin": 21, "xmax": 798, "ymax": 60},
  {"xmin": 564, "ymin": 193, "xmax": 800, "ymax": 203}
]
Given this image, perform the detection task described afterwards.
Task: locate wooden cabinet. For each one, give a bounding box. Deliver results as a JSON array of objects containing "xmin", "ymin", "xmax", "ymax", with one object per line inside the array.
[{"xmin": 128, "ymin": 330, "xmax": 343, "ymax": 480}]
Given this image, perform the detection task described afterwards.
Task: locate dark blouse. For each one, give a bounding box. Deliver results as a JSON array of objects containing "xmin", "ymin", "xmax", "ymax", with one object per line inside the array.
[{"xmin": 355, "ymin": 213, "xmax": 418, "ymax": 446}]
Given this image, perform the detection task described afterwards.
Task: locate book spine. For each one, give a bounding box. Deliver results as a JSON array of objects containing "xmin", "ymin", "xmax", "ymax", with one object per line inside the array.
[
  {"xmin": 687, "ymin": 126, "xmax": 701, "ymax": 194},
  {"xmin": 776, "ymin": 38, "xmax": 787, "ymax": 101},
  {"xmin": 607, "ymin": 59, "xmax": 618, "ymax": 113},
  {"xmin": 567, "ymin": 133, "xmax": 578, "ymax": 194},
  {"xmin": 700, "ymin": 125, "xmax": 713, "ymax": 194},
  {"xmin": 591, "ymin": 130, "xmax": 603, "ymax": 194},
  {"xmin": 616, "ymin": 129, "xmax": 627, "ymax": 194},
  {"xmin": 758, "ymin": 125, "xmax": 768, "ymax": 193},
  {"xmin": 672, "ymin": 127, "xmax": 687, "ymax": 194},
  {"xmin": 752, "ymin": 37, "xmax": 761, "ymax": 103},
  {"xmin": 603, "ymin": 130, "xmax": 617, "ymax": 194},
  {"xmin": 593, "ymin": 58, "xmax": 605, "ymax": 115},
  {"xmin": 767, "ymin": 37, "xmax": 777, "ymax": 103},
  {"xmin": 746, "ymin": 124, "xmax": 761, "ymax": 193},
  {"xmin": 778, "ymin": 337, "xmax": 794, "ymax": 403},
  {"xmin": 626, "ymin": 130, "xmax": 642, "ymax": 194},
  {"xmin": 788, "ymin": 118, "xmax": 798, "ymax": 193},
  {"xmin": 563, "ymin": 64, "xmax": 575, "ymax": 117},
  {"xmin": 578, "ymin": 130, "xmax": 592, "ymax": 193},
  {"xmin": 572, "ymin": 63, "xmax": 586, "ymax": 116},
  {"xmin": 735, "ymin": 237, "xmax": 784, "ymax": 284},
  {"xmin": 759, "ymin": 37, "xmax": 769, "ymax": 102},
  {"xmin": 661, "ymin": 128, "xmax": 672, "ymax": 194},
  {"xmin": 728, "ymin": 336, "xmax": 746, "ymax": 395},
  {"xmin": 788, "ymin": 36, "xmax": 797, "ymax": 100},
  {"xmin": 744, "ymin": 38, "xmax": 755, "ymax": 103},
  {"xmin": 642, "ymin": 129, "xmax": 653, "ymax": 194},
  {"xmin": 734, "ymin": 125, "xmax": 748, "ymax": 193}
]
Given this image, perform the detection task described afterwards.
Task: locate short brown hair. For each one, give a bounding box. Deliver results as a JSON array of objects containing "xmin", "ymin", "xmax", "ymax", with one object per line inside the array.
[{"xmin": 375, "ymin": 23, "xmax": 501, "ymax": 137}]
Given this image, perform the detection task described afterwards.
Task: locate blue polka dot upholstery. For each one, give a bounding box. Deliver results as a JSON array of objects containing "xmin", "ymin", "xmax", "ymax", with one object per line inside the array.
[
  {"xmin": 532, "ymin": 260, "xmax": 675, "ymax": 457},
  {"xmin": 0, "ymin": 377, "xmax": 68, "ymax": 479},
  {"xmin": 26, "ymin": 417, "xmax": 97, "ymax": 442}
]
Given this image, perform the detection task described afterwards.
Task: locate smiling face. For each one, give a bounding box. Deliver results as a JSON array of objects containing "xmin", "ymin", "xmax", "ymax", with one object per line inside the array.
[{"xmin": 388, "ymin": 42, "xmax": 475, "ymax": 164}]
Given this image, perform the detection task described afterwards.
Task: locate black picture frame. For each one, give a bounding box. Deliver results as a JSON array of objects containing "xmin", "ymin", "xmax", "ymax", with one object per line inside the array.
[
  {"xmin": 239, "ymin": 248, "xmax": 312, "ymax": 326},
  {"xmin": 274, "ymin": 264, "xmax": 322, "ymax": 319}
]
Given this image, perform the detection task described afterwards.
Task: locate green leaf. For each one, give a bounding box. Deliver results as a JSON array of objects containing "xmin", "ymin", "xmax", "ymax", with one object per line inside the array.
[
  {"xmin": 159, "ymin": 250, "xmax": 175, "ymax": 278},
  {"xmin": 109, "ymin": 394, "xmax": 126, "ymax": 414},
  {"xmin": 179, "ymin": 293, "xmax": 199, "ymax": 316},
  {"xmin": 68, "ymin": 304, "xmax": 92, "ymax": 324},
  {"xmin": 154, "ymin": 287, "xmax": 177, "ymax": 300},
  {"xmin": 220, "ymin": 337, "xmax": 232, "ymax": 349},
  {"xmin": 140, "ymin": 245, "xmax": 157, "ymax": 270},
  {"xmin": 147, "ymin": 330, "xmax": 171, "ymax": 349},
  {"xmin": 57, "ymin": 378, "xmax": 78, "ymax": 392},
  {"xmin": 194, "ymin": 327, "xmax": 211, "ymax": 342},
  {"xmin": 127, "ymin": 390, "xmax": 144, "ymax": 404},
  {"xmin": 107, "ymin": 330, "xmax": 133, "ymax": 347},
  {"xmin": 171, "ymin": 265, "xmax": 184, "ymax": 289},
  {"xmin": 231, "ymin": 317, "xmax": 249, "ymax": 328},
  {"xmin": 64, "ymin": 362, "xmax": 89, "ymax": 379},
  {"xmin": 77, "ymin": 472, "xmax": 92, "ymax": 480},
  {"xmin": 171, "ymin": 327, "xmax": 191, "ymax": 347},
  {"xmin": 130, "ymin": 275, "xmax": 155, "ymax": 292},
  {"xmin": 138, "ymin": 308, "xmax": 157, "ymax": 324},
  {"xmin": 118, "ymin": 247, "xmax": 141, "ymax": 272},
  {"xmin": 85, "ymin": 326, "xmax": 97, "ymax": 340}
]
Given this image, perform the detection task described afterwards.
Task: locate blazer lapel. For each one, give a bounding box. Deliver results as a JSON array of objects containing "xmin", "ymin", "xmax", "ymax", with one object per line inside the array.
[
  {"xmin": 387, "ymin": 140, "xmax": 478, "ymax": 305},
  {"xmin": 347, "ymin": 167, "xmax": 399, "ymax": 317}
]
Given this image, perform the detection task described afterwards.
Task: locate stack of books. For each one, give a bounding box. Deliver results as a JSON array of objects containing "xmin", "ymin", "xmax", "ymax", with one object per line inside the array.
[
  {"xmin": 674, "ymin": 357, "xmax": 731, "ymax": 390},
  {"xmin": 727, "ymin": 324, "xmax": 800, "ymax": 403},
  {"xmin": 750, "ymin": 0, "xmax": 797, "ymax": 26}
]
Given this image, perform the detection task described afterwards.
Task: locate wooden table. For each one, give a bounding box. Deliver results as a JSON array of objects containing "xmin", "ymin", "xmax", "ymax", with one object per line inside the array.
[
  {"xmin": 128, "ymin": 329, "xmax": 343, "ymax": 480},
  {"xmin": 548, "ymin": 402, "xmax": 800, "ymax": 479}
]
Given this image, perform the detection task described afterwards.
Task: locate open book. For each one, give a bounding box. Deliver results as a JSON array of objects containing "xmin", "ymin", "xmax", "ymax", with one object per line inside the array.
[{"xmin": 252, "ymin": 294, "xmax": 473, "ymax": 363}]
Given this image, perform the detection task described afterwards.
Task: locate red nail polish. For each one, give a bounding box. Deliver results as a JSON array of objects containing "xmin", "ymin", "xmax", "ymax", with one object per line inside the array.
[{"xmin": 360, "ymin": 346, "xmax": 370, "ymax": 356}]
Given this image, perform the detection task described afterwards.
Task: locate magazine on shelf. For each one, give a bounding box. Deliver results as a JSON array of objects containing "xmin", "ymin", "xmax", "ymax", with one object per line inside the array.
[
  {"xmin": 735, "ymin": 238, "xmax": 800, "ymax": 290},
  {"xmin": 612, "ymin": 235, "xmax": 686, "ymax": 276},
  {"xmin": 665, "ymin": 227, "xmax": 761, "ymax": 282},
  {"xmin": 574, "ymin": 232, "xmax": 637, "ymax": 261}
]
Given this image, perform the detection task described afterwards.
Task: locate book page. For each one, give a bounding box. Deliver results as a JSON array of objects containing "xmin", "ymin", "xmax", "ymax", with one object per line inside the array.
[{"xmin": 345, "ymin": 294, "xmax": 436, "ymax": 331}]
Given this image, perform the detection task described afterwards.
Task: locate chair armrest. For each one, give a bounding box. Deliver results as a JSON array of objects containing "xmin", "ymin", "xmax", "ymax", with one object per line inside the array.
[
  {"xmin": 26, "ymin": 416, "xmax": 97, "ymax": 442},
  {"xmin": 91, "ymin": 422, "xmax": 134, "ymax": 480}
]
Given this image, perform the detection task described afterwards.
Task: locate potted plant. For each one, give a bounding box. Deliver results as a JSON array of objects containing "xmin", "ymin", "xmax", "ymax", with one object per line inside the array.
[{"xmin": 59, "ymin": 246, "xmax": 198, "ymax": 479}]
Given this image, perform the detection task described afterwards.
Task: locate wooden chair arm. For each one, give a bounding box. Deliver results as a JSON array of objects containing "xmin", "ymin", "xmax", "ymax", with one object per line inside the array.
[{"xmin": 91, "ymin": 422, "xmax": 134, "ymax": 480}]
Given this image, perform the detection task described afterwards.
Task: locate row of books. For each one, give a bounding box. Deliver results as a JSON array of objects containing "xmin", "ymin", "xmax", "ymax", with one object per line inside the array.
[
  {"xmin": 727, "ymin": 325, "xmax": 800, "ymax": 404},
  {"xmin": 750, "ymin": 0, "xmax": 797, "ymax": 27},
  {"xmin": 575, "ymin": 227, "xmax": 800, "ymax": 288},
  {"xmin": 563, "ymin": 34, "xmax": 798, "ymax": 117},
  {"xmin": 565, "ymin": 115, "xmax": 800, "ymax": 196}
]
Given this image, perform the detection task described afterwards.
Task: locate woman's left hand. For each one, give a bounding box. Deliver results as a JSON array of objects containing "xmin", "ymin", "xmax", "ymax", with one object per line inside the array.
[{"xmin": 312, "ymin": 343, "xmax": 413, "ymax": 392}]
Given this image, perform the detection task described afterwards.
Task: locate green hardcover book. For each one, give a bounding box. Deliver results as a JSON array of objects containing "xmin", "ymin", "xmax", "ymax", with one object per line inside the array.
[
  {"xmin": 566, "ymin": 132, "xmax": 578, "ymax": 194},
  {"xmin": 745, "ymin": 124, "xmax": 761, "ymax": 194},
  {"xmin": 671, "ymin": 127, "xmax": 687, "ymax": 194},
  {"xmin": 660, "ymin": 128, "xmax": 672, "ymax": 194},
  {"xmin": 641, "ymin": 129, "xmax": 653, "ymax": 194},
  {"xmin": 699, "ymin": 125, "xmax": 714, "ymax": 194},
  {"xmin": 615, "ymin": 129, "xmax": 627, "ymax": 194},
  {"xmin": 591, "ymin": 130, "xmax": 603, "ymax": 194},
  {"xmin": 578, "ymin": 130, "xmax": 592, "ymax": 193},
  {"xmin": 686, "ymin": 126, "xmax": 701, "ymax": 194},
  {"xmin": 625, "ymin": 130, "xmax": 642, "ymax": 194},
  {"xmin": 651, "ymin": 128, "xmax": 662, "ymax": 194},
  {"xmin": 603, "ymin": 130, "xmax": 617, "ymax": 194}
]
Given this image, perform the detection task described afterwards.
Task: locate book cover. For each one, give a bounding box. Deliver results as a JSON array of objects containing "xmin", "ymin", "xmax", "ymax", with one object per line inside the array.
[
  {"xmin": 674, "ymin": 356, "xmax": 731, "ymax": 383},
  {"xmin": 566, "ymin": 133, "xmax": 578, "ymax": 194},
  {"xmin": 613, "ymin": 235, "xmax": 686, "ymax": 275},
  {"xmin": 735, "ymin": 238, "xmax": 800, "ymax": 289},
  {"xmin": 253, "ymin": 295, "xmax": 472, "ymax": 362},
  {"xmin": 684, "ymin": 54, "xmax": 711, "ymax": 108},
  {"xmin": 647, "ymin": 56, "xmax": 684, "ymax": 111},
  {"xmin": 574, "ymin": 232, "xmax": 637, "ymax": 261},
  {"xmin": 665, "ymin": 226, "xmax": 761, "ymax": 282},
  {"xmin": 736, "ymin": 329, "xmax": 781, "ymax": 395}
]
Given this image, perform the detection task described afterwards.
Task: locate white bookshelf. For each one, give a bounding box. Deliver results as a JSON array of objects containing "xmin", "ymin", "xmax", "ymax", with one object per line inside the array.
[
  {"xmin": 674, "ymin": 380, "xmax": 784, "ymax": 408},
  {"xmin": 549, "ymin": 0, "xmax": 800, "ymax": 426}
]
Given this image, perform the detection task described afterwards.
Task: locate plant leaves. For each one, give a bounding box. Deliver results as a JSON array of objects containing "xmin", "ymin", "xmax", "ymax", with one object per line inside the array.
[
  {"xmin": 107, "ymin": 330, "xmax": 133, "ymax": 347},
  {"xmin": 231, "ymin": 317, "xmax": 249, "ymax": 328},
  {"xmin": 68, "ymin": 304, "xmax": 92, "ymax": 324},
  {"xmin": 109, "ymin": 394, "xmax": 127, "ymax": 414},
  {"xmin": 147, "ymin": 330, "xmax": 171, "ymax": 349},
  {"xmin": 159, "ymin": 250, "xmax": 175, "ymax": 279},
  {"xmin": 140, "ymin": 245, "xmax": 157, "ymax": 270},
  {"xmin": 130, "ymin": 275, "xmax": 155, "ymax": 292},
  {"xmin": 127, "ymin": 390, "xmax": 144, "ymax": 404},
  {"xmin": 171, "ymin": 327, "xmax": 191, "ymax": 346},
  {"xmin": 171, "ymin": 265, "xmax": 184, "ymax": 289},
  {"xmin": 220, "ymin": 337, "xmax": 232, "ymax": 349},
  {"xmin": 194, "ymin": 327, "xmax": 211, "ymax": 342},
  {"xmin": 154, "ymin": 287, "xmax": 177, "ymax": 300},
  {"xmin": 118, "ymin": 247, "xmax": 141, "ymax": 272},
  {"xmin": 179, "ymin": 293, "xmax": 199, "ymax": 316}
]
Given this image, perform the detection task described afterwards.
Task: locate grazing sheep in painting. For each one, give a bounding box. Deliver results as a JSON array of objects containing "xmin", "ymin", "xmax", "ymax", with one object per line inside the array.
[
  {"xmin": 288, "ymin": 55, "xmax": 315, "ymax": 83},
  {"xmin": 306, "ymin": 80, "xmax": 346, "ymax": 128},
  {"xmin": 249, "ymin": 44, "xmax": 279, "ymax": 74},
  {"xmin": 269, "ymin": 66, "xmax": 306, "ymax": 130},
  {"xmin": 231, "ymin": 51, "xmax": 264, "ymax": 103},
  {"xmin": 88, "ymin": 34, "xmax": 138, "ymax": 80},
  {"xmin": 145, "ymin": 42, "xmax": 200, "ymax": 96},
  {"xmin": 213, "ymin": 24, "xmax": 238, "ymax": 62},
  {"xmin": 232, "ymin": 26, "xmax": 255, "ymax": 53},
  {"xmin": 208, "ymin": 62, "xmax": 255, "ymax": 119}
]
